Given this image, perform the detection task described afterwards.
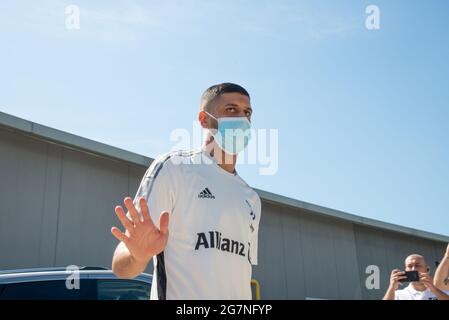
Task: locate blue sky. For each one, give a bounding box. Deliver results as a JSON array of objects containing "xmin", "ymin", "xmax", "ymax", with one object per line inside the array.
[{"xmin": 1, "ymin": 0, "xmax": 448, "ymax": 236}]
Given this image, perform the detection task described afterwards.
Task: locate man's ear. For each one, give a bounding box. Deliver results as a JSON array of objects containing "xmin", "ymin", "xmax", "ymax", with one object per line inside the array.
[{"xmin": 198, "ymin": 111, "xmax": 208, "ymax": 128}]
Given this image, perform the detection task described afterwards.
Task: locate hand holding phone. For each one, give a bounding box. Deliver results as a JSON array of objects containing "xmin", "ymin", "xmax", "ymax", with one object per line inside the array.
[{"xmin": 398, "ymin": 270, "xmax": 420, "ymax": 282}]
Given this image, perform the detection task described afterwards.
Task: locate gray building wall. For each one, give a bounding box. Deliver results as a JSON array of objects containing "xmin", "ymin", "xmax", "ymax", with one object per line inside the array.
[{"xmin": 0, "ymin": 119, "xmax": 448, "ymax": 300}]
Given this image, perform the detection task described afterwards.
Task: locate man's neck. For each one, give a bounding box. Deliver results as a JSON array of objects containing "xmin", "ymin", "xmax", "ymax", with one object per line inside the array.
[
  {"xmin": 203, "ymin": 141, "xmax": 237, "ymax": 174},
  {"xmin": 411, "ymin": 282, "xmax": 427, "ymax": 291},
  {"xmin": 217, "ymin": 159, "xmax": 236, "ymax": 174},
  {"xmin": 213, "ymin": 149, "xmax": 237, "ymax": 174}
]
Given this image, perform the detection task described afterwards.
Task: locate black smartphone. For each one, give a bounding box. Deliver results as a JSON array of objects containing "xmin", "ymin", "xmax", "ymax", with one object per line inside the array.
[{"xmin": 398, "ymin": 270, "xmax": 420, "ymax": 282}]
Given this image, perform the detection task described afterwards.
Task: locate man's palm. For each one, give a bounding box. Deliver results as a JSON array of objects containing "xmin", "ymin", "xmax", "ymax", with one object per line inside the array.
[{"xmin": 111, "ymin": 197, "xmax": 169, "ymax": 263}]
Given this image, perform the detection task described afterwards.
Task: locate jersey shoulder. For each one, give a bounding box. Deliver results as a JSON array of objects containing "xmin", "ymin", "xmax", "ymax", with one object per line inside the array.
[{"xmin": 145, "ymin": 149, "xmax": 202, "ymax": 177}]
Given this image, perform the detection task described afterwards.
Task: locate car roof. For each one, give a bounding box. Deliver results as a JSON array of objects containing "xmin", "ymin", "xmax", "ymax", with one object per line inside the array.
[
  {"xmin": 0, "ymin": 266, "xmax": 109, "ymax": 274},
  {"xmin": 0, "ymin": 266, "xmax": 152, "ymax": 284}
]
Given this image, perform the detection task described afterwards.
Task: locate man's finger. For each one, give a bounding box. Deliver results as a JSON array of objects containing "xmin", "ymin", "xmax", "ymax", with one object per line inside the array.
[
  {"xmin": 111, "ymin": 227, "xmax": 129, "ymax": 244},
  {"xmin": 140, "ymin": 197, "xmax": 154, "ymax": 227},
  {"xmin": 159, "ymin": 211, "xmax": 170, "ymax": 236},
  {"xmin": 115, "ymin": 205, "xmax": 134, "ymax": 231},
  {"xmin": 124, "ymin": 197, "xmax": 141, "ymax": 224}
]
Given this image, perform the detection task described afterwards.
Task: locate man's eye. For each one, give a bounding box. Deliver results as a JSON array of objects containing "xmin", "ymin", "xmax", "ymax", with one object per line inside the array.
[{"xmin": 227, "ymin": 107, "xmax": 236, "ymax": 112}]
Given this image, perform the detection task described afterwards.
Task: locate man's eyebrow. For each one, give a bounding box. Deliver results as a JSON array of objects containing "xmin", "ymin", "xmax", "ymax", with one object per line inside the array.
[{"xmin": 224, "ymin": 103, "xmax": 252, "ymax": 113}]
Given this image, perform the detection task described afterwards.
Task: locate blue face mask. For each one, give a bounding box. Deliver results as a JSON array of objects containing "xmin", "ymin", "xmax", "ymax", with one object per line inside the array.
[{"xmin": 205, "ymin": 111, "xmax": 252, "ymax": 155}]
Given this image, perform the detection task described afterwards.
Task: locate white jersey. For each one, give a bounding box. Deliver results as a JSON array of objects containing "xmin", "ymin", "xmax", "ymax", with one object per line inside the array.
[
  {"xmin": 395, "ymin": 284, "xmax": 449, "ymax": 300},
  {"xmin": 132, "ymin": 149, "xmax": 261, "ymax": 300}
]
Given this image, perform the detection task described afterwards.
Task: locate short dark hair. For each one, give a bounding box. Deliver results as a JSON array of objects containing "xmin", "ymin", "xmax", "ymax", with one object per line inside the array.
[{"xmin": 200, "ymin": 82, "xmax": 250, "ymax": 112}]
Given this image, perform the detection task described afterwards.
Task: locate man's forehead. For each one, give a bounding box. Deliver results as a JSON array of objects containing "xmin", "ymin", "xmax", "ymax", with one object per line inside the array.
[
  {"xmin": 217, "ymin": 92, "xmax": 250, "ymax": 105},
  {"xmin": 405, "ymin": 255, "xmax": 425, "ymax": 264}
]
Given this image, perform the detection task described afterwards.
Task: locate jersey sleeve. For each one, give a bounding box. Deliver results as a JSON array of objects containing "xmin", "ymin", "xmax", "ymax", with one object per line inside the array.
[
  {"xmin": 130, "ymin": 153, "xmax": 176, "ymax": 229},
  {"xmin": 249, "ymin": 194, "xmax": 262, "ymax": 265}
]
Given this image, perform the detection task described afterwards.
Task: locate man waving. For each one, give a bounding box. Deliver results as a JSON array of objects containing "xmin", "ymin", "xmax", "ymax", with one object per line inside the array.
[{"xmin": 111, "ymin": 83, "xmax": 261, "ymax": 300}]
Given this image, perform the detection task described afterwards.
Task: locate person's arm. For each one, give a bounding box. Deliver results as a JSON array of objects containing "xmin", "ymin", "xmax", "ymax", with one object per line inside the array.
[
  {"xmin": 383, "ymin": 287, "xmax": 396, "ymax": 300},
  {"xmin": 434, "ymin": 244, "xmax": 449, "ymax": 290},
  {"xmin": 383, "ymin": 269, "xmax": 406, "ymax": 300},
  {"xmin": 112, "ymin": 241, "xmax": 148, "ymax": 279},
  {"xmin": 111, "ymin": 197, "xmax": 169, "ymax": 279},
  {"xmin": 112, "ymin": 153, "xmax": 175, "ymax": 279},
  {"xmin": 430, "ymin": 287, "xmax": 449, "ymax": 300},
  {"xmin": 420, "ymin": 272, "xmax": 449, "ymax": 300}
]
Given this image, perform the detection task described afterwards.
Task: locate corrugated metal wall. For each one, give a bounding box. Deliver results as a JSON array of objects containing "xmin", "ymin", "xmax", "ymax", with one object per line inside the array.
[
  {"xmin": 353, "ymin": 225, "xmax": 445, "ymax": 299},
  {"xmin": 0, "ymin": 127, "xmax": 145, "ymax": 270},
  {"xmin": 0, "ymin": 125, "xmax": 447, "ymax": 299}
]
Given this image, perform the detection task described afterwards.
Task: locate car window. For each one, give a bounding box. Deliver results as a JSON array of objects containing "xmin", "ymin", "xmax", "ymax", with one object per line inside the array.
[
  {"xmin": 0, "ymin": 280, "xmax": 92, "ymax": 300},
  {"xmin": 96, "ymin": 279, "xmax": 150, "ymax": 300}
]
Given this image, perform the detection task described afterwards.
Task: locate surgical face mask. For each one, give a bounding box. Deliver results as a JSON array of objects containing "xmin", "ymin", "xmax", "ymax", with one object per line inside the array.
[{"xmin": 205, "ymin": 111, "xmax": 252, "ymax": 155}]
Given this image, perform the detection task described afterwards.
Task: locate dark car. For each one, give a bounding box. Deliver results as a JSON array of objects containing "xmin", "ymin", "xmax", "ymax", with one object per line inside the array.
[{"xmin": 0, "ymin": 266, "xmax": 152, "ymax": 300}]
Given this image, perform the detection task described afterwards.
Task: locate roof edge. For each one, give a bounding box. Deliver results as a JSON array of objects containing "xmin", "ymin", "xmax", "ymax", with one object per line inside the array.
[
  {"xmin": 1, "ymin": 110, "xmax": 448, "ymax": 243},
  {"xmin": 257, "ymin": 189, "xmax": 449, "ymax": 243},
  {"xmin": 0, "ymin": 111, "xmax": 151, "ymax": 166}
]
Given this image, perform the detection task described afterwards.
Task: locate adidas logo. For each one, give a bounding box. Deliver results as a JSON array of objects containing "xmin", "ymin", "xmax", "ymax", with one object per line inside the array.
[{"xmin": 198, "ymin": 187, "xmax": 215, "ymax": 199}]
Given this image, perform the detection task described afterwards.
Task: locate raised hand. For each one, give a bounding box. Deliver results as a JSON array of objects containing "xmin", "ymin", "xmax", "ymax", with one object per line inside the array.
[{"xmin": 111, "ymin": 197, "xmax": 169, "ymax": 264}]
